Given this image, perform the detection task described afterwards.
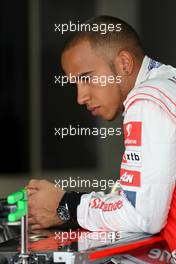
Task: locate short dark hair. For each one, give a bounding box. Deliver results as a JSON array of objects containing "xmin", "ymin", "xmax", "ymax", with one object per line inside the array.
[{"xmin": 62, "ymin": 16, "xmax": 144, "ymax": 61}]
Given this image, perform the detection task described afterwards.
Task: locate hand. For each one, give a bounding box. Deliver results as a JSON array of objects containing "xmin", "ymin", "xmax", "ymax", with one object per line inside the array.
[{"xmin": 26, "ymin": 179, "xmax": 65, "ymax": 230}]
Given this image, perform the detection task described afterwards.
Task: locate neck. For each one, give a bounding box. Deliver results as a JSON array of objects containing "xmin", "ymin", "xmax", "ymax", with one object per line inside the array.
[{"xmin": 121, "ymin": 57, "xmax": 143, "ymax": 101}]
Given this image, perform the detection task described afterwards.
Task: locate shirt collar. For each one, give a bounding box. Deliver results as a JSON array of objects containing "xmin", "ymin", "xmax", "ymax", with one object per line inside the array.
[
  {"xmin": 122, "ymin": 55, "xmax": 150, "ymax": 114},
  {"xmin": 122, "ymin": 55, "xmax": 162, "ymax": 113},
  {"xmin": 134, "ymin": 55, "xmax": 151, "ymax": 87}
]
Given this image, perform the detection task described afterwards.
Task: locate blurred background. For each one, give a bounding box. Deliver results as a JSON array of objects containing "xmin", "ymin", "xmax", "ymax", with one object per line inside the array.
[{"xmin": 1, "ymin": 0, "xmax": 176, "ymax": 196}]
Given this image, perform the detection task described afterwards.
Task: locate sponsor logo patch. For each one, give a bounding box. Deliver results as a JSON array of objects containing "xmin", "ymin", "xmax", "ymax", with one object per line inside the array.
[
  {"xmin": 124, "ymin": 122, "xmax": 142, "ymax": 146},
  {"xmin": 120, "ymin": 169, "xmax": 141, "ymax": 187},
  {"xmin": 89, "ymin": 198, "xmax": 123, "ymax": 212},
  {"xmin": 122, "ymin": 150, "xmax": 142, "ymax": 167}
]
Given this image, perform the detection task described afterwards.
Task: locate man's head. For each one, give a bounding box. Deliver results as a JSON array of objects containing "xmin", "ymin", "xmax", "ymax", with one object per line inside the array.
[{"xmin": 61, "ymin": 16, "xmax": 144, "ymax": 120}]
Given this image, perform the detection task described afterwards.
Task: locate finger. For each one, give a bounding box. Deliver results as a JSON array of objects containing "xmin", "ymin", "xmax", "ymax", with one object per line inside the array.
[
  {"xmin": 27, "ymin": 188, "xmax": 38, "ymax": 196},
  {"xmin": 27, "ymin": 179, "xmax": 41, "ymax": 189},
  {"xmin": 28, "ymin": 199, "xmax": 32, "ymax": 209},
  {"xmin": 28, "ymin": 212, "xmax": 33, "ymax": 218},
  {"xmin": 28, "ymin": 217, "xmax": 37, "ymax": 225},
  {"xmin": 28, "ymin": 196, "xmax": 36, "ymax": 208},
  {"xmin": 28, "ymin": 207, "xmax": 35, "ymax": 217},
  {"xmin": 25, "ymin": 185, "xmax": 38, "ymax": 191},
  {"xmin": 31, "ymin": 224, "xmax": 42, "ymax": 231}
]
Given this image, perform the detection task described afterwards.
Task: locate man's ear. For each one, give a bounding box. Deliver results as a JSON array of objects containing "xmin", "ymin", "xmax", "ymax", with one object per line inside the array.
[{"xmin": 114, "ymin": 50, "xmax": 134, "ymax": 76}]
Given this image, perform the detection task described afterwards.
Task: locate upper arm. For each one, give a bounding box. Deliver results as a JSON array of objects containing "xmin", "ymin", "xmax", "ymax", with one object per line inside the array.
[{"xmin": 121, "ymin": 99, "xmax": 176, "ymax": 232}]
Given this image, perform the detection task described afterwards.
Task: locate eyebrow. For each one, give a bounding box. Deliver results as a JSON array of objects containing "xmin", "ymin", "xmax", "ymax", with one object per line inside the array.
[{"xmin": 76, "ymin": 71, "xmax": 94, "ymax": 81}]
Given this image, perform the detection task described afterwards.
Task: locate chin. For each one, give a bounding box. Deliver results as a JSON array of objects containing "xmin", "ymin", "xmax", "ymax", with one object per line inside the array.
[
  {"xmin": 101, "ymin": 109, "xmax": 121, "ymax": 121},
  {"xmin": 101, "ymin": 113, "xmax": 117, "ymax": 121},
  {"xmin": 106, "ymin": 116, "xmax": 117, "ymax": 121}
]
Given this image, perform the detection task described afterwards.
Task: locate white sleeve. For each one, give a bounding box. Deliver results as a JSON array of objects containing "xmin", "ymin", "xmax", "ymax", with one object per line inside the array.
[{"xmin": 77, "ymin": 100, "xmax": 176, "ymax": 233}]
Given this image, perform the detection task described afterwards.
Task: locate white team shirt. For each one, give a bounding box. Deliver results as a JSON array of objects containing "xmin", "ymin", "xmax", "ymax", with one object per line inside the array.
[{"xmin": 77, "ymin": 56, "xmax": 176, "ymax": 234}]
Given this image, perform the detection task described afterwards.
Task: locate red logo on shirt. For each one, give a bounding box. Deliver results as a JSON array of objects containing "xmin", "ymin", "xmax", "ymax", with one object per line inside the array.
[
  {"xmin": 124, "ymin": 122, "xmax": 142, "ymax": 146},
  {"xmin": 122, "ymin": 153, "xmax": 127, "ymax": 163},
  {"xmin": 120, "ymin": 168, "xmax": 141, "ymax": 187},
  {"xmin": 90, "ymin": 198, "xmax": 123, "ymax": 211}
]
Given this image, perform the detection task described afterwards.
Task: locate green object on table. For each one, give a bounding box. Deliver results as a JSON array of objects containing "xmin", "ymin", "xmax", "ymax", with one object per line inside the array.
[{"xmin": 7, "ymin": 189, "xmax": 28, "ymax": 222}]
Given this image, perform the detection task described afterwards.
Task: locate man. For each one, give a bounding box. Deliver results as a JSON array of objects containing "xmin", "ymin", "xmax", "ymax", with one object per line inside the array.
[{"xmin": 27, "ymin": 16, "xmax": 176, "ymax": 250}]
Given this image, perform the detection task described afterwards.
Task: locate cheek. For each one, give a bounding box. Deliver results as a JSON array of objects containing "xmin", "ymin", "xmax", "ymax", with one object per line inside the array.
[
  {"xmin": 103, "ymin": 87, "xmax": 121, "ymax": 106},
  {"xmin": 102, "ymin": 90, "xmax": 122, "ymax": 118},
  {"xmin": 91, "ymin": 83, "xmax": 121, "ymax": 106}
]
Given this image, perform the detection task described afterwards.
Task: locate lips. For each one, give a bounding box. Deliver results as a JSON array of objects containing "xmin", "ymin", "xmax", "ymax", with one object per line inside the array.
[{"xmin": 87, "ymin": 106, "xmax": 100, "ymax": 115}]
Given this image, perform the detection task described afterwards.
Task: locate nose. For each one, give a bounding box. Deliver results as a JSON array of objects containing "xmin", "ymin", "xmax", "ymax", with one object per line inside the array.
[{"xmin": 77, "ymin": 84, "xmax": 91, "ymax": 105}]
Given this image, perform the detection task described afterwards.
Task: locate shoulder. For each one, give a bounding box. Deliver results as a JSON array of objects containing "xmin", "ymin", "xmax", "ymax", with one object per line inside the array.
[{"xmin": 124, "ymin": 78, "xmax": 176, "ymax": 121}]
